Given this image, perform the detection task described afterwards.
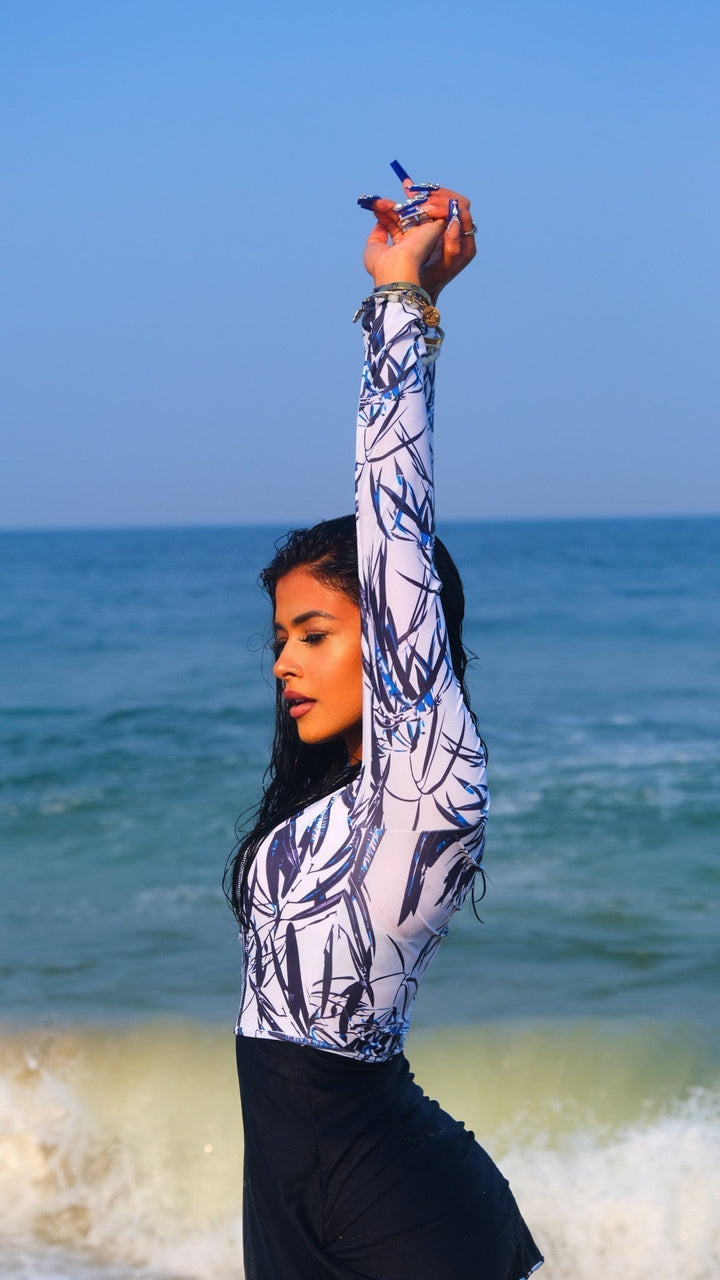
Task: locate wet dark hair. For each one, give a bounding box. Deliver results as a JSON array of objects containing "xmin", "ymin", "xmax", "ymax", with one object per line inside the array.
[{"xmin": 225, "ymin": 515, "xmax": 481, "ymax": 923}]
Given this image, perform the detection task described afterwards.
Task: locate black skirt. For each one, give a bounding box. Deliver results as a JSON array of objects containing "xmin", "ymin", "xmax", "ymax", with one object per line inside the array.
[{"xmin": 235, "ymin": 1036, "xmax": 543, "ymax": 1280}]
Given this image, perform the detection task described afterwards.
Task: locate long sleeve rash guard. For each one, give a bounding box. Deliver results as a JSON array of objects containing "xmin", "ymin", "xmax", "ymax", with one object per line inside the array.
[{"xmin": 236, "ymin": 296, "xmax": 488, "ymax": 1063}]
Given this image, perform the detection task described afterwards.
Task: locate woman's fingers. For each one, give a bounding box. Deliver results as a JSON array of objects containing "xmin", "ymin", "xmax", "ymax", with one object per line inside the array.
[
  {"xmin": 359, "ymin": 183, "xmax": 473, "ymax": 241},
  {"xmin": 366, "ymin": 221, "xmax": 390, "ymax": 247},
  {"xmin": 359, "ymin": 197, "xmax": 405, "ymax": 245},
  {"xmin": 364, "ymin": 215, "xmax": 446, "ymax": 287},
  {"xmin": 359, "ymin": 176, "xmax": 476, "ymax": 290},
  {"xmin": 373, "ymin": 203, "xmax": 404, "ymax": 244},
  {"xmin": 440, "ymin": 201, "xmax": 464, "ymax": 275},
  {"xmin": 445, "ymin": 198, "xmax": 476, "ymax": 266},
  {"xmin": 363, "ymin": 220, "xmax": 390, "ymax": 273},
  {"xmin": 363, "ymin": 219, "xmax": 419, "ymax": 276},
  {"xmin": 414, "ymin": 197, "xmax": 476, "ymax": 299},
  {"xmin": 398, "ymin": 176, "xmax": 471, "ymax": 217},
  {"xmin": 360, "ymin": 185, "xmax": 471, "ymax": 224},
  {"xmin": 400, "ymin": 217, "xmax": 446, "ymax": 256}
]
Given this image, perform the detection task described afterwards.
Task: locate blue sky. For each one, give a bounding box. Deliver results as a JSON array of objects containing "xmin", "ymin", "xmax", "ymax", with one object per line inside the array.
[{"xmin": 2, "ymin": 0, "xmax": 719, "ymax": 528}]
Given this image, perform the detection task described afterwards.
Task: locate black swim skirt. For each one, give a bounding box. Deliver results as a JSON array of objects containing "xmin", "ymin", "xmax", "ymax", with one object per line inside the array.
[{"xmin": 235, "ymin": 1036, "xmax": 543, "ymax": 1280}]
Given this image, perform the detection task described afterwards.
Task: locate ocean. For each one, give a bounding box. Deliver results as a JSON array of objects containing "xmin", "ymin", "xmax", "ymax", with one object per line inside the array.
[{"xmin": 1, "ymin": 518, "xmax": 718, "ymax": 1279}]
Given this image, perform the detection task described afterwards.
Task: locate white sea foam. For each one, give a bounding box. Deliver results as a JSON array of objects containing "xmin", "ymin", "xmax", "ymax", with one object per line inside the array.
[
  {"xmin": 514, "ymin": 1093, "xmax": 720, "ymax": 1280},
  {"xmin": 0, "ymin": 1021, "xmax": 718, "ymax": 1279}
]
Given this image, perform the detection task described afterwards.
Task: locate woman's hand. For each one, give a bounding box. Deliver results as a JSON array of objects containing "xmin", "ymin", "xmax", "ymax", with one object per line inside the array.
[
  {"xmin": 363, "ymin": 216, "xmax": 445, "ymax": 292},
  {"xmin": 362, "ymin": 180, "xmax": 476, "ymax": 302}
]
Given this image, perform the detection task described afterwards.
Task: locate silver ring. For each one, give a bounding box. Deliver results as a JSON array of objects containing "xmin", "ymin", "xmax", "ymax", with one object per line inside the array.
[
  {"xmin": 399, "ymin": 211, "xmax": 431, "ymax": 231},
  {"xmin": 463, "ymin": 222, "xmax": 478, "ymax": 237}
]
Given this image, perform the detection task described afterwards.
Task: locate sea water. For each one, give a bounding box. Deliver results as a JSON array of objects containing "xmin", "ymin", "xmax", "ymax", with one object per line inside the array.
[{"xmin": 1, "ymin": 519, "xmax": 719, "ymax": 1279}]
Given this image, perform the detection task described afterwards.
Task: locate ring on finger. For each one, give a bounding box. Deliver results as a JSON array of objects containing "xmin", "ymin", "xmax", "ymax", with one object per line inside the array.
[
  {"xmin": 397, "ymin": 200, "xmax": 432, "ymax": 231},
  {"xmin": 462, "ymin": 222, "xmax": 478, "ymax": 237},
  {"xmin": 400, "ymin": 212, "xmax": 431, "ymax": 231}
]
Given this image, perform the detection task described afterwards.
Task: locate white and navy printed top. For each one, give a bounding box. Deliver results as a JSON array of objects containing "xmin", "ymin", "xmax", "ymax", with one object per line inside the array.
[{"xmin": 236, "ymin": 295, "xmax": 488, "ymax": 1063}]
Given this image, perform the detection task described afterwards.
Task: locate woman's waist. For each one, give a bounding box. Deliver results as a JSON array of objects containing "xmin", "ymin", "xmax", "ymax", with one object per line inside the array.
[
  {"xmin": 234, "ymin": 1012, "xmax": 409, "ymax": 1065},
  {"xmin": 235, "ymin": 1032, "xmax": 418, "ymax": 1140},
  {"xmin": 236, "ymin": 1028, "xmax": 408, "ymax": 1079}
]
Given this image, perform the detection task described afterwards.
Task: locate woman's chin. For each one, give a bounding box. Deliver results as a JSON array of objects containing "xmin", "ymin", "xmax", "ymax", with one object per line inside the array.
[
  {"xmin": 295, "ymin": 720, "xmax": 331, "ymax": 747},
  {"xmin": 296, "ymin": 722, "xmax": 358, "ymax": 754}
]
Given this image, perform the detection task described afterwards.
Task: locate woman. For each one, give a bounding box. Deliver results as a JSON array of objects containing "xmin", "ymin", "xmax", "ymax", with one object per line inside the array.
[{"xmin": 227, "ymin": 173, "xmax": 543, "ymax": 1280}]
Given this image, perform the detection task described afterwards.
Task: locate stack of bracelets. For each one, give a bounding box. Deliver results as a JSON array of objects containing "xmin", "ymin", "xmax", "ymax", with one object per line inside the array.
[{"xmin": 353, "ymin": 281, "xmax": 444, "ymax": 366}]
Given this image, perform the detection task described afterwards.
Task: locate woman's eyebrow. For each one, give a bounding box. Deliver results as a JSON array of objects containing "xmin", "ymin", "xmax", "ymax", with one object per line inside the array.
[{"xmin": 273, "ymin": 610, "xmax": 337, "ymax": 632}]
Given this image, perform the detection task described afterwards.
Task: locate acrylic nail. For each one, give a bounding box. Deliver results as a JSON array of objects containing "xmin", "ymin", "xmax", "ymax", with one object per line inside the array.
[
  {"xmin": 357, "ymin": 194, "xmax": 381, "ymax": 210},
  {"xmin": 448, "ymin": 198, "xmax": 460, "ymax": 224},
  {"xmin": 408, "ymin": 182, "xmax": 440, "ymax": 193},
  {"xmin": 390, "ymin": 159, "xmax": 412, "ymax": 185},
  {"xmin": 393, "ymin": 194, "xmax": 429, "ymax": 213}
]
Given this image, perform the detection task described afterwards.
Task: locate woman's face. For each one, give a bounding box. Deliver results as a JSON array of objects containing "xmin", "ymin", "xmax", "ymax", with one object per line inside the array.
[{"xmin": 272, "ymin": 567, "xmax": 363, "ymax": 762}]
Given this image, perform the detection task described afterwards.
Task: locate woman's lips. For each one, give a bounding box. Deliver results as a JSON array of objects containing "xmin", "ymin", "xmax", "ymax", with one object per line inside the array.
[
  {"xmin": 289, "ymin": 700, "xmax": 315, "ymax": 719},
  {"xmin": 284, "ymin": 692, "xmax": 316, "ymax": 719}
]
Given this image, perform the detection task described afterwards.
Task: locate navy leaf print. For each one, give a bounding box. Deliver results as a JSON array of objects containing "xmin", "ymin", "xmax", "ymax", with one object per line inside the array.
[{"xmin": 236, "ymin": 297, "xmax": 488, "ymax": 1062}]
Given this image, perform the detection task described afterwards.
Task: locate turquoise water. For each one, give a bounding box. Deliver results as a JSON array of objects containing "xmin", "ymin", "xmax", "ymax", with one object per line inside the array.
[{"xmin": 1, "ymin": 519, "xmax": 719, "ymax": 1278}]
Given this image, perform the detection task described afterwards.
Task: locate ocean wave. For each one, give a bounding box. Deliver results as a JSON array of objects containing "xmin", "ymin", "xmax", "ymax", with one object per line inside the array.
[{"xmin": 0, "ymin": 1020, "xmax": 718, "ymax": 1280}]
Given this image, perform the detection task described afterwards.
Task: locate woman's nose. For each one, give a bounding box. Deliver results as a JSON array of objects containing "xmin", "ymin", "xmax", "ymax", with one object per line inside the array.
[{"xmin": 273, "ymin": 643, "xmax": 302, "ymax": 681}]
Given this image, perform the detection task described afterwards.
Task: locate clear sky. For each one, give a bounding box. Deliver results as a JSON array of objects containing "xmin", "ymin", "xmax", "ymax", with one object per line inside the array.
[{"xmin": 2, "ymin": 0, "xmax": 719, "ymax": 528}]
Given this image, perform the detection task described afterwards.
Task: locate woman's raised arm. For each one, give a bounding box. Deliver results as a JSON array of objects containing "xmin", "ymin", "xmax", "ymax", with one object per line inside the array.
[{"xmin": 354, "ymin": 176, "xmax": 486, "ymax": 841}]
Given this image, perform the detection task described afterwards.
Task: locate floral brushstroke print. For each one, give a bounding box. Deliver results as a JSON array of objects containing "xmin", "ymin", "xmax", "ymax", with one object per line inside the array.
[{"xmin": 236, "ymin": 296, "xmax": 488, "ymax": 1062}]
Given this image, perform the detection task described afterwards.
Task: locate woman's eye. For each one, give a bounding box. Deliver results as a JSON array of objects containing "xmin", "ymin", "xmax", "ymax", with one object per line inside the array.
[{"xmin": 271, "ymin": 633, "xmax": 326, "ymax": 656}]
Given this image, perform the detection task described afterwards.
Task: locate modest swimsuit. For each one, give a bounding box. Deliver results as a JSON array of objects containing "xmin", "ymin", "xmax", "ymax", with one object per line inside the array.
[{"xmin": 235, "ymin": 296, "xmax": 543, "ymax": 1279}]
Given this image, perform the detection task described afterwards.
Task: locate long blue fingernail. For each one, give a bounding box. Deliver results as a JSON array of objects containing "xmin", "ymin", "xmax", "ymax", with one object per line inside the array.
[
  {"xmin": 408, "ymin": 182, "xmax": 440, "ymax": 193},
  {"xmin": 357, "ymin": 194, "xmax": 381, "ymax": 210},
  {"xmin": 394, "ymin": 194, "xmax": 428, "ymax": 213},
  {"xmin": 448, "ymin": 198, "xmax": 460, "ymax": 223},
  {"xmin": 390, "ymin": 159, "xmax": 412, "ymax": 184}
]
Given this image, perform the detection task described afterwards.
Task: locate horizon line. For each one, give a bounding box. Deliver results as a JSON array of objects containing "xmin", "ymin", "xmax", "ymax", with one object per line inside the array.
[{"xmin": 1, "ymin": 511, "xmax": 719, "ymax": 536}]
